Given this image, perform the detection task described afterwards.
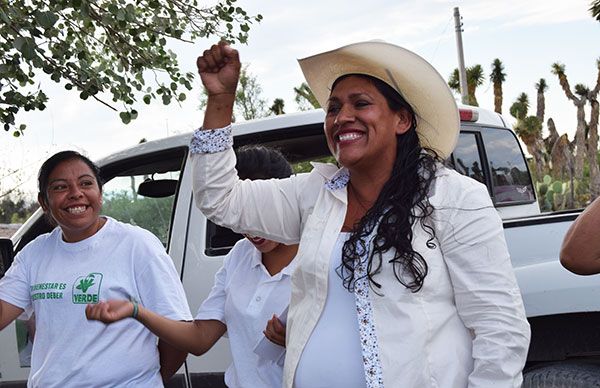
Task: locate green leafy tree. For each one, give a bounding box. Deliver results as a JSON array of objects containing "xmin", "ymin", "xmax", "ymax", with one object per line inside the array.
[
  {"xmin": 448, "ymin": 65, "xmax": 485, "ymax": 106},
  {"xmin": 0, "ymin": 0, "xmax": 262, "ymax": 136},
  {"xmin": 292, "ymin": 156, "xmax": 336, "ymax": 174},
  {"xmin": 592, "ymin": 0, "xmax": 600, "ymax": 21},
  {"xmin": 270, "ymin": 98, "xmax": 285, "ymax": 115},
  {"xmin": 294, "ymin": 82, "xmax": 320, "ymax": 110},
  {"xmin": 510, "ymin": 93, "xmax": 545, "ymax": 180},
  {"xmin": 586, "ymin": 59, "xmax": 600, "ymax": 197},
  {"xmin": 535, "ymin": 78, "xmax": 548, "ymax": 123},
  {"xmin": 552, "ymin": 62, "xmax": 589, "ymax": 180},
  {"xmin": 235, "ymin": 65, "xmax": 268, "ymax": 120},
  {"xmin": 490, "ymin": 59, "xmax": 506, "ymax": 114},
  {"xmin": 509, "ymin": 92, "xmax": 529, "ymax": 121},
  {"xmin": 0, "ymin": 192, "xmax": 37, "ymax": 223},
  {"xmin": 102, "ymin": 190, "xmax": 173, "ymax": 244}
]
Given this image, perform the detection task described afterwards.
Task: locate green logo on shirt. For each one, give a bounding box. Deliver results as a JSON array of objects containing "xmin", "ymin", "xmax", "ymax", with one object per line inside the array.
[{"xmin": 72, "ymin": 273, "xmax": 103, "ymax": 304}]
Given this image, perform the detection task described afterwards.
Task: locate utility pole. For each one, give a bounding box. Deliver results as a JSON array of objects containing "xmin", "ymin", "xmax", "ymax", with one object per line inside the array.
[{"xmin": 454, "ymin": 7, "xmax": 469, "ymax": 105}]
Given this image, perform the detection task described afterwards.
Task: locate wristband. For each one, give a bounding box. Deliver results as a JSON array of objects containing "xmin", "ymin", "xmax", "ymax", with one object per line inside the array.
[{"xmin": 131, "ymin": 300, "xmax": 139, "ymax": 320}]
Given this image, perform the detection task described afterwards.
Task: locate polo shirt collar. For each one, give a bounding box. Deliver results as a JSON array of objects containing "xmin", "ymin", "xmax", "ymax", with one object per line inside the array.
[{"xmin": 249, "ymin": 242, "xmax": 298, "ymax": 278}]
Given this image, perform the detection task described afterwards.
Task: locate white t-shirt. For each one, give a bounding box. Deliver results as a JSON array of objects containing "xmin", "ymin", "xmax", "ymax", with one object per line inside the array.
[
  {"xmin": 196, "ymin": 238, "xmax": 294, "ymax": 388},
  {"xmin": 0, "ymin": 217, "xmax": 192, "ymax": 388},
  {"xmin": 294, "ymin": 233, "xmax": 366, "ymax": 388}
]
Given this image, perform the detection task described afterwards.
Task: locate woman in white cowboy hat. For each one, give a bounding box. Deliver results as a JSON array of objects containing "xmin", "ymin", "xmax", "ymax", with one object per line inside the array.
[{"xmin": 190, "ymin": 41, "xmax": 530, "ymax": 388}]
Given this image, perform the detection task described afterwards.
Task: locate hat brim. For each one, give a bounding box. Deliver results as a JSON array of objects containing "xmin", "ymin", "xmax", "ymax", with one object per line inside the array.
[{"xmin": 298, "ymin": 41, "xmax": 459, "ymax": 159}]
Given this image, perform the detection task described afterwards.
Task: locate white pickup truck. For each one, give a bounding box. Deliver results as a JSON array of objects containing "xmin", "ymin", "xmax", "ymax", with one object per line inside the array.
[{"xmin": 1, "ymin": 106, "xmax": 598, "ymax": 387}]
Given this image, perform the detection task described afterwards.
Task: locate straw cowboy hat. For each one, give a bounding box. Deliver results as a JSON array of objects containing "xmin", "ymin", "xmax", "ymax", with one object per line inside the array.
[{"xmin": 298, "ymin": 41, "xmax": 459, "ymax": 159}]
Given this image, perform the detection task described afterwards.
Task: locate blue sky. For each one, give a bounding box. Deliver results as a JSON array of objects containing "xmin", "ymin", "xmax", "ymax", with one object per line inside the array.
[{"xmin": 1, "ymin": 0, "xmax": 599, "ymax": 199}]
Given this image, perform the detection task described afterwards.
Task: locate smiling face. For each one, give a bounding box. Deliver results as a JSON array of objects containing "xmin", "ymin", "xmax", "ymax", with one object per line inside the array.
[
  {"xmin": 324, "ymin": 75, "xmax": 413, "ymax": 172},
  {"xmin": 39, "ymin": 158, "xmax": 103, "ymax": 243}
]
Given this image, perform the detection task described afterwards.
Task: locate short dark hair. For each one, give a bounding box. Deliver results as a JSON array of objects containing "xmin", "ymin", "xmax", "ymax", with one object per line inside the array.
[
  {"xmin": 235, "ymin": 145, "xmax": 293, "ymax": 180},
  {"xmin": 38, "ymin": 150, "xmax": 102, "ymax": 204}
]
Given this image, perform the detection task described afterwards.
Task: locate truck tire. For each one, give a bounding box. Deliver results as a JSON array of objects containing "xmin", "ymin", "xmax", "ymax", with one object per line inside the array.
[{"xmin": 523, "ymin": 363, "xmax": 600, "ymax": 387}]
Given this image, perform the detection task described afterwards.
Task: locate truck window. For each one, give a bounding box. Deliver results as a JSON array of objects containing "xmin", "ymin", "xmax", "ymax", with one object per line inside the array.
[
  {"xmin": 450, "ymin": 132, "xmax": 486, "ymax": 185},
  {"xmin": 102, "ymin": 171, "xmax": 180, "ymax": 246},
  {"xmin": 481, "ymin": 128, "xmax": 535, "ymax": 206},
  {"xmin": 203, "ymin": 155, "xmax": 338, "ymax": 256}
]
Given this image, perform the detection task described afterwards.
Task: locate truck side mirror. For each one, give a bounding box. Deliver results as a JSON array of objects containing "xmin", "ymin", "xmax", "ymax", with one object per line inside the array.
[
  {"xmin": 0, "ymin": 238, "xmax": 14, "ymax": 278},
  {"xmin": 137, "ymin": 179, "xmax": 178, "ymax": 198}
]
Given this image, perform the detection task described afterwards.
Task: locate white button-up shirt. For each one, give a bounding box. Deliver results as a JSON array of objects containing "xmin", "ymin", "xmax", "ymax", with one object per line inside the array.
[
  {"xmin": 196, "ymin": 238, "xmax": 294, "ymax": 388},
  {"xmin": 191, "ymin": 135, "xmax": 530, "ymax": 388}
]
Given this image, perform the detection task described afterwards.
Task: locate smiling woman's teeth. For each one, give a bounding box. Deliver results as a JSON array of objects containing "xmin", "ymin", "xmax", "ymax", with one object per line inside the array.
[
  {"xmin": 338, "ymin": 132, "xmax": 362, "ymax": 141},
  {"xmin": 67, "ymin": 206, "xmax": 86, "ymax": 214}
]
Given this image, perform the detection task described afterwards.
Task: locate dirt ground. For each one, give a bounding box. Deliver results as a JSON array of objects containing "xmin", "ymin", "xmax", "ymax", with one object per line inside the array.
[{"xmin": 0, "ymin": 224, "xmax": 21, "ymax": 238}]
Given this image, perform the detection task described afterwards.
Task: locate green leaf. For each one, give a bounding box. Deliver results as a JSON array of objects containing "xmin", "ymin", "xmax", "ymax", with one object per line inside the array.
[
  {"xmin": 15, "ymin": 37, "xmax": 37, "ymax": 60},
  {"xmin": 34, "ymin": 11, "xmax": 59, "ymax": 29},
  {"xmin": 13, "ymin": 37, "xmax": 26, "ymax": 51},
  {"xmin": 0, "ymin": 10, "xmax": 10, "ymax": 23},
  {"xmin": 1, "ymin": 0, "xmax": 263, "ymax": 136},
  {"xmin": 120, "ymin": 111, "xmax": 131, "ymax": 124}
]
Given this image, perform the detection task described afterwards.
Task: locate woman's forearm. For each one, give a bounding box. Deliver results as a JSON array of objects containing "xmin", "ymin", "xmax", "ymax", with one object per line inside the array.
[
  {"xmin": 203, "ymin": 93, "xmax": 235, "ymax": 129},
  {"xmin": 0, "ymin": 299, "xmax": 24, "ymax": 331},
  {"xmin": 560, "ymin": 197, "xmax": 600, "ymax": 274},
  {"xmin": 136, "ymin": 305, "xmax": 226, "ymax": 356}
]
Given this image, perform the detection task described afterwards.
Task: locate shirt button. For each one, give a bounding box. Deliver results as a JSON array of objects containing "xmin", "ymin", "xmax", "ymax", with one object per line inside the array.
[{"xmin": 255, "ymin": 296, "xmax": 262, "ymax": 302}]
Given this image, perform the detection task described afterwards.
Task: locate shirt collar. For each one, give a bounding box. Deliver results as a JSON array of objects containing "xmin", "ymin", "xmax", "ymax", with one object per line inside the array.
[
  {"xmin": 250, "ymin": 246, "xmax": 263, "ymax": 269},
  {"xmin": 250, "ymin": 243, "xmax": 297, "ymax": 278},
  {"xmin": 311, "ymin": 162, "xmax": 350, "ymax": 191}
]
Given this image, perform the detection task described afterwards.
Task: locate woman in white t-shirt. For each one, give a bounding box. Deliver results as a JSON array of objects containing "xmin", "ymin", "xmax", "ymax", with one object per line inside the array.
[
  {"xmin": 86, "ymin": 145, "xmax": 298, "ymax": 388},
  {"xmin": 0, "ymin": 150, "xmax": 192, "ymax": 387}
]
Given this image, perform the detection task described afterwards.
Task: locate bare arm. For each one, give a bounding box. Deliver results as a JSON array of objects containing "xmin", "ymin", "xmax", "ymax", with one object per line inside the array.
[
  {"xmin": 86, "ymin": 300, "xmax": 226, "ymax": 356},
  {"xmin": 158, "ymin": 339, "xmax": 188, "ymax": 382},
  {"xmin": 0, "ymin": 299, "xmax": 25, "ymax": 331},
  {"xmin": 560, "ymin": 197, "xmax": 600, "ymax": 275}
]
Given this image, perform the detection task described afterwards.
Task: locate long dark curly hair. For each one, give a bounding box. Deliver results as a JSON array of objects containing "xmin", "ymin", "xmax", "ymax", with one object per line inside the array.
[{"xmin": 336, "ymin": 74, "xmax": 440, "ymax": 293}]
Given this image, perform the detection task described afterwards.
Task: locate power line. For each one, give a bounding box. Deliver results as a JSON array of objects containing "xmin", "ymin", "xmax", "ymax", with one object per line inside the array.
[{"xmin": 429, "ymin": 15, "xmax": 453, "ymax": 64}]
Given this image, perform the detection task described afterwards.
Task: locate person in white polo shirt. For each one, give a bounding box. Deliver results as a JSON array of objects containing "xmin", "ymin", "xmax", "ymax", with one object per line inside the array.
[{"xmin": 86, "ymin": 145, "xmax": 298, "ymax": 388}]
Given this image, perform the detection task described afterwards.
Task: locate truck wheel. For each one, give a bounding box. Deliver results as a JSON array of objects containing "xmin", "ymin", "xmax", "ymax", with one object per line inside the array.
[{"xmin": 523, "ymin": 363, "xmax": 600, "ymax": 387}]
